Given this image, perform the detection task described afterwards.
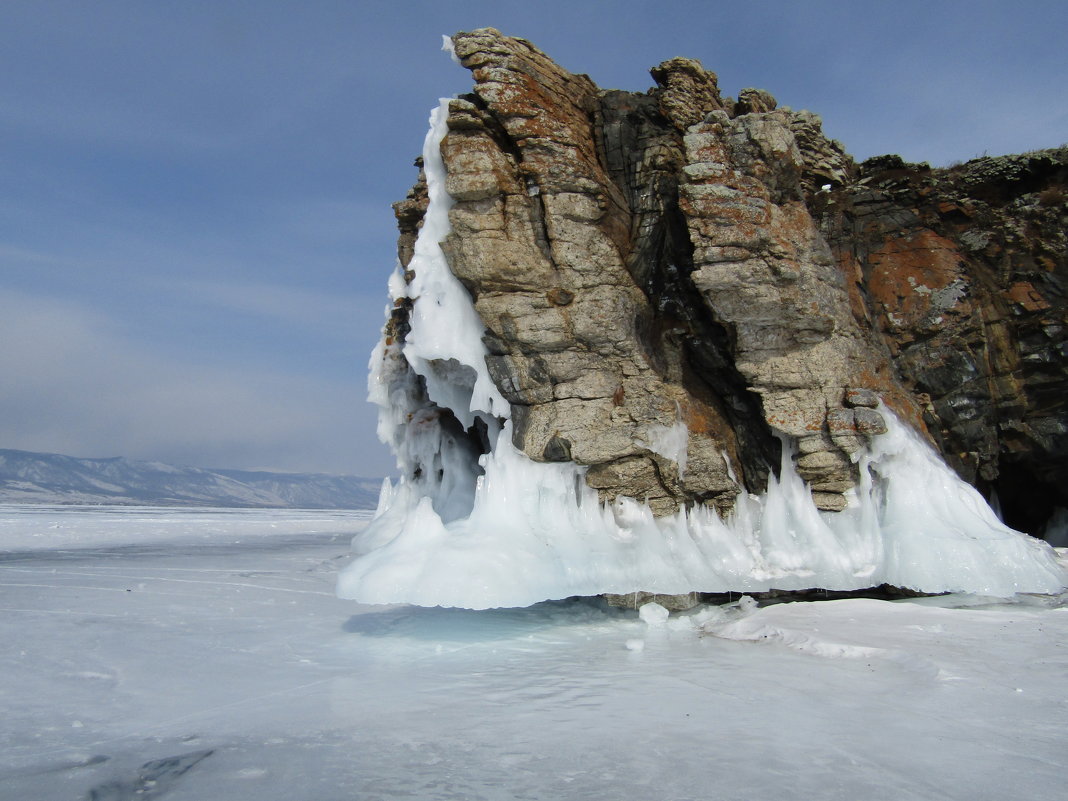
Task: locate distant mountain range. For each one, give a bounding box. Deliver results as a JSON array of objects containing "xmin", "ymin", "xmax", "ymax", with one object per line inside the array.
[{"xmin": 0, "ymin": 449, "xmax": 383, "ymax": 509}]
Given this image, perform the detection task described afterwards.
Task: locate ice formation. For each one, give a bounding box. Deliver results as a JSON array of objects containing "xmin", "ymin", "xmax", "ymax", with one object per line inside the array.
[{"xmin": 337, "ymin": 101, "xmax": 1067, "ymax": 610}]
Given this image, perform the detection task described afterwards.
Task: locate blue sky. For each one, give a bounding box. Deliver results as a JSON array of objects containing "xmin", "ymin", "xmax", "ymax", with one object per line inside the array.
[{"xmin": 2, "ymin": 1, "xmax": 1065, "ymax": 476}]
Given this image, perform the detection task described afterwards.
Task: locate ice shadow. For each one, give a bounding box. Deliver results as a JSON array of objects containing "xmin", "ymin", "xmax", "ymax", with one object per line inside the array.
[
  {"xmin": 86, "ymin": 749, "xmax": 214, "ymax": 801},
  {"xmin": 341, "ymin": 596, "xmax": 629, "ymax": 643}
]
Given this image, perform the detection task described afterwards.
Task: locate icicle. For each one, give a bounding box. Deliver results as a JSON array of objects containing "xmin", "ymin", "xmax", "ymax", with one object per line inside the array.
[{"xmin": 339, "ymin": 412, "xmax": 1067, "ymax": 609}]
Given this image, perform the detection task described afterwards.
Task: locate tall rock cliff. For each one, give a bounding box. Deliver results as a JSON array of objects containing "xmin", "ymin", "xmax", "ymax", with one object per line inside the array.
[
  {"xmin": 387, "ymin": 28, "xmax": 1066, "ymax": 535},
  {"xmin": 341, "ymin": 29, "xmax": 1068, "ymax": 609}
]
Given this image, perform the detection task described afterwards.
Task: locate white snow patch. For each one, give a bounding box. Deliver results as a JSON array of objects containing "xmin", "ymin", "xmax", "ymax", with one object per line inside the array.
[
  {"xmin": 638, "ymin": 602, "xmax": 669, "ymax": 627},
  {"xmin": 441, "ymin": 34, "xmax": 462, "ymax": 66},
  {"xmin": 701, "ymin": 597, "xmax": 946, "ymax": 678}
]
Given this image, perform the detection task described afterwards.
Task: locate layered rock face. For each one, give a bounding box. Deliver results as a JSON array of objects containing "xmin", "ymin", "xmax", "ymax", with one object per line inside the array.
[
  {"xmin": 821, "ymin": 152, "xmax": 1068, "ymax": 534},
  {"xmin": 389, "ymin": 29, "xmax": 1067, "ymax": 534}
]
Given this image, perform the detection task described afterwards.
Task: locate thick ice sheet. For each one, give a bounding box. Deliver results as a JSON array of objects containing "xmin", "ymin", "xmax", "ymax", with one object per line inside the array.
[
  {"xmin": 3, "ymin": 506, "xmax": 1068, "ymax": 800},
  {"xmin": 344, "ymin": 101, "xmax": 1066, "ymax": 609},
  {"xmin": 0, "ymin": 504, "xmax": 367, "ymax": 552},
  {"xmin": 340, "ymin": 417, "xmax": 1066, "ymax": 608}
]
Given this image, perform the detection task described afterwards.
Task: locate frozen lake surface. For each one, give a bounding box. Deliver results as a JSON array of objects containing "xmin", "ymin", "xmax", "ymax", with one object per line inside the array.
[{"xmin": 2, "ymin": 505, "xmax": 1067, "ymax": 800}]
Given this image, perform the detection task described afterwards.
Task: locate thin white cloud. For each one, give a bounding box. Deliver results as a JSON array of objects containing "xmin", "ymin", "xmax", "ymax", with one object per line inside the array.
[
  {"xmin": 0, "ymin": 289, "xmax": 392, "ymax": 476},
  {"xmin": 169, "ymin": 277, "xmax": 386, "ymax": 342},
  {"xmin": 264, "ymin": 197, "xmax": 400, "ymax": 246}
]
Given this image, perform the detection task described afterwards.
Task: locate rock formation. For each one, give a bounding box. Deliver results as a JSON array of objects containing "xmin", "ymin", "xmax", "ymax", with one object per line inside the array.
[
  {"xmin": 385, "ymin": 28, "xmax": 1066, "ymax": 537},
  {"xmin": 338, "ymin": 29, "xmax": 1068, "ymax": 610}
]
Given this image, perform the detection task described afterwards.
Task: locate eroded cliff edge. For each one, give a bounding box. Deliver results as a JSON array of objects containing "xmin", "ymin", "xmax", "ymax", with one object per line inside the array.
[{"xmin": 388, "ymin": 28, "xmax": 1067, "ymax": 536}]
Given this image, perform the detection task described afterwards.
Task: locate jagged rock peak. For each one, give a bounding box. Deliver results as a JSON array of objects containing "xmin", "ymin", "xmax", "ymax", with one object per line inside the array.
[
  {"xmin": 649, "ymin": 56, "xmax": 725, "ymax": 128},
  {"xmin": 736, "ymin": 88, "xmax": 778, "ymax": 114}
]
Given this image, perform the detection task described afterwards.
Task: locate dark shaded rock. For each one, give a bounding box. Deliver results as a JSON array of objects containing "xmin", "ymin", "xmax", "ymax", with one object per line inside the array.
[
  {"xmin": 604, "ymin": 591, "xmax": 702, "ymax": 611},
  {"xmin": 822, "ymin": 143, "xmax": 1068, "ymax": 531}
]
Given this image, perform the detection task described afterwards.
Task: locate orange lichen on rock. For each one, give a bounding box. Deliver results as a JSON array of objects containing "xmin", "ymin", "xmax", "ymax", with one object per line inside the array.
[
  {"xmin": 866, "ymin": 230, "xmax": 971, "ymax": 334},
  {"xmin": 1007, "ymin": 281, "xmax": 1051, "ymax": 312}
]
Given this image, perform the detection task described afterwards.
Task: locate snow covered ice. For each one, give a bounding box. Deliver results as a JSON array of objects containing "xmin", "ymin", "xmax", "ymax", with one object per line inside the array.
[
  {"xmin": 3, "ymin": 504, "xmax": 1068, "ymax": 800},
  {"xmin": 339, "ymin": 100, "xmax": 1067, "ymax": 610}
]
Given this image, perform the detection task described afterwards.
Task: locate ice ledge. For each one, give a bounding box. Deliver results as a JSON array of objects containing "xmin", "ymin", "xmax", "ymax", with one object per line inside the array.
[{"xmin": 337, "ymin": 413, "xmax": 1067, "ymax": 610}]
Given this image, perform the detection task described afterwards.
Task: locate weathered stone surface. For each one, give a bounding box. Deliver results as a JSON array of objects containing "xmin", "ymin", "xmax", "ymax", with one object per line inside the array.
[
  {"xmin": 603, "ymin": 591, "xmax": 702, "ymax": 612},
  {"xmin": 735, "ymin": 88, "xmax": 777, "ymax": 115},
  {"xmin": 844, "ymin": 387, "xmax": 880, "ymax": 408},
  {"xmin": 650, "ymin": 57, "xmax": 724, "ymax": 129},
  {"xmin": 436, "ymin": 29, "xmax": 749, "ymax": 515},
  {"xmin": 853, "ymin": 408, "xmax": 888, "ymax": 436},
  {"xmin": 392, "ymin": 159, "xmax": 428, "ymax": 269},
  {"xmin": 386, "ymin": 28, "xmax": 1068, "ymax": 535}
]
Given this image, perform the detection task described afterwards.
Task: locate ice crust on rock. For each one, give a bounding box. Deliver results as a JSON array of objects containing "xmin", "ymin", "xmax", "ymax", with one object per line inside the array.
[
  {"xmin": 387, "ymin": 101, "xmax": 508, "ymax": 431},
  {"xmin": 641, "ymin": 419, "xmax": 689, "ymax": 479},
  {"xmin": 338, "ymin": 102, "xmax": 1067, "ymax": 611},
  {"xmin": 365, "ymin": 100, "xmax": 506, "ymax": 525}
]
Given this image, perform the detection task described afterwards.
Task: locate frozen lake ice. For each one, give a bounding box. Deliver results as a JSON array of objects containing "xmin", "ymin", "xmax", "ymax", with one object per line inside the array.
[{"xmin": 2, "ymin": 505, "xmax": 1067, "ymax": 800}]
